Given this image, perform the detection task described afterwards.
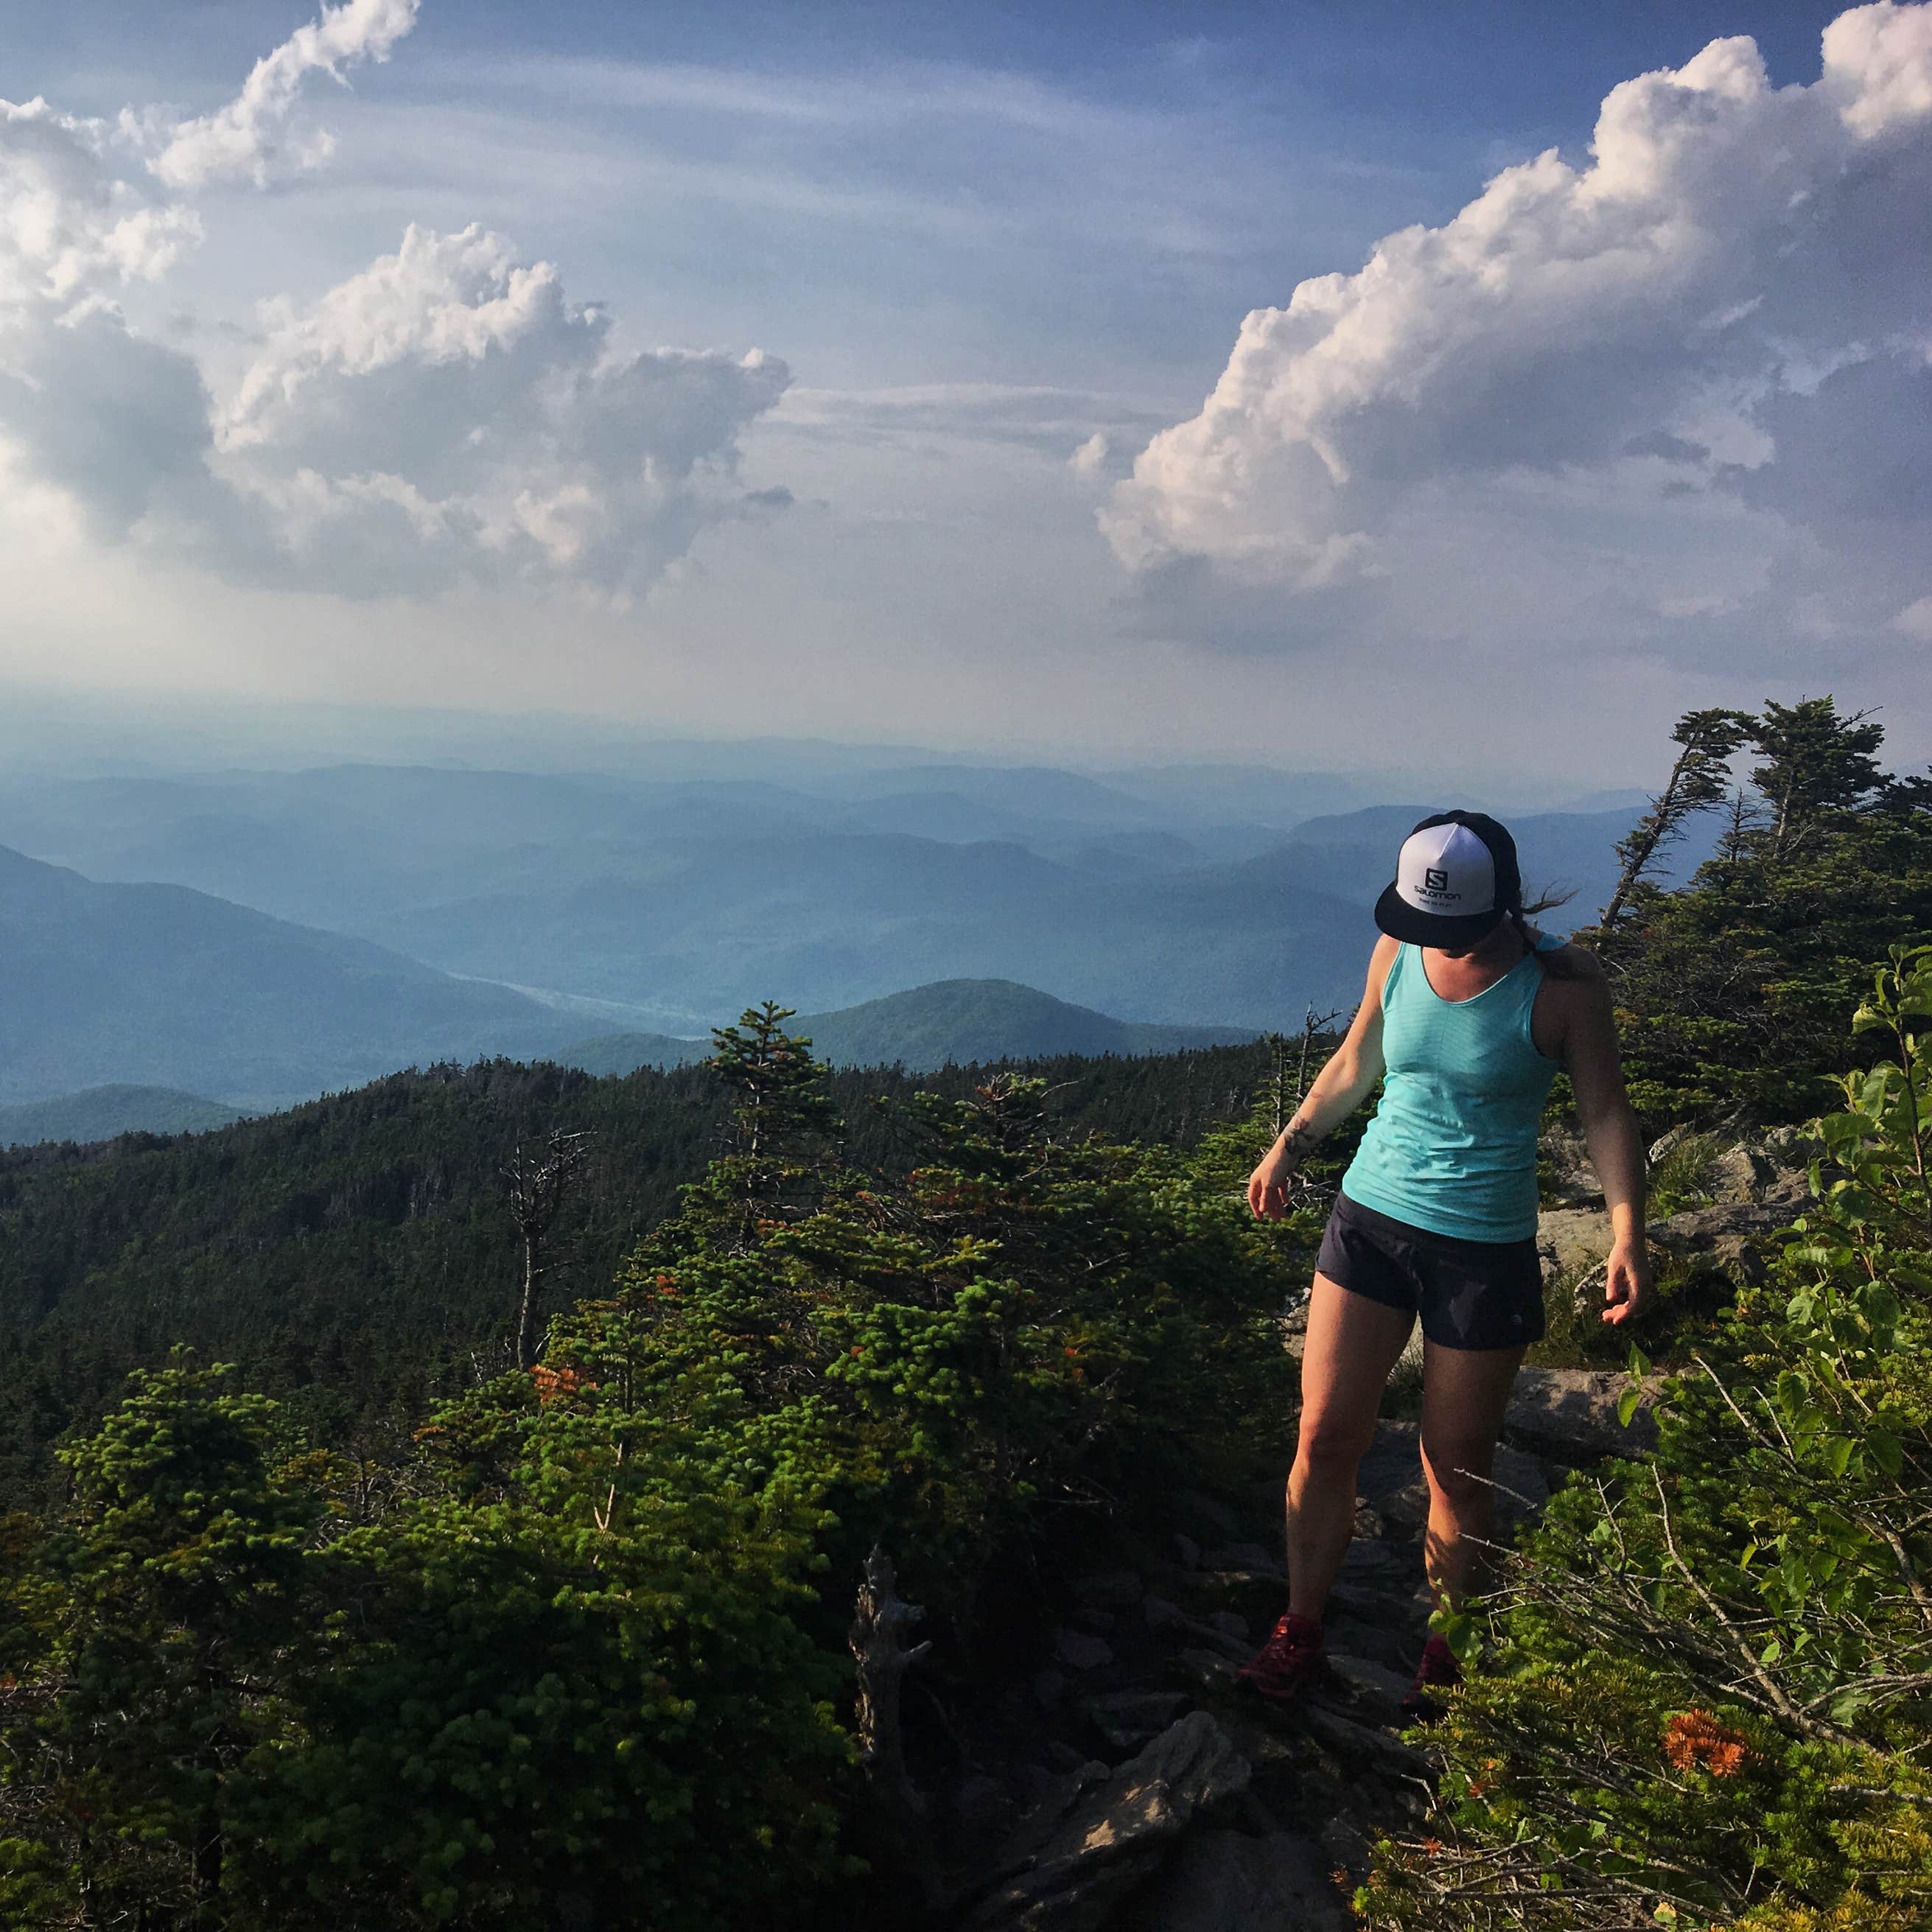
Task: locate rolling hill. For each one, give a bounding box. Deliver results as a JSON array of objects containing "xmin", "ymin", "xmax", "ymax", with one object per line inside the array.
[
  {"xmin": 556, "ymin": 978, "xmax": 1262, "ymax": 1074},
  {"xmin": 0, "ymin": 846, "xmax": 576, "ymax": 1109},
  {"xmin": 0, "ymin": 1085, "xmax": 242, "ymax": 1147}
]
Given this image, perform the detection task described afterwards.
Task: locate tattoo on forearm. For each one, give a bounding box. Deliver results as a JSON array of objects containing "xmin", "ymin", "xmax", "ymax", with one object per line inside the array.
[{"xmin": 1280, "ymin": 1117, "xmax": 1318, "ymax": 1162}]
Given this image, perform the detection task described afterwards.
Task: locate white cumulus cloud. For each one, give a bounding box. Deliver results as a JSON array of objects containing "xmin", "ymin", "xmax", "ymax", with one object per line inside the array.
[
  {"xmin": 153, "ymin": 0, "xmax": 421, "ymax": 189},
  {"xmin": 0, "ymin": 99, "xmax": 198, "ymax": 315},
  {"xmin": 0, "ymin": 4, "xmax": 793, "ymax": 596},
  {"xmin": 1103, "ymin": 0, "xmax": 1932, "ymax": 639},
  {"xmin": 211, "ymin": 223, "xmax": 791, "ymax": 593}
]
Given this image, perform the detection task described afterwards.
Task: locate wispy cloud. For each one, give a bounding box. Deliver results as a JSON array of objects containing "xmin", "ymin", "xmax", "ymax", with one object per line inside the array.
[{"xmin": 153, "ymin": 0, "xmax": 421, "ymax": 187}]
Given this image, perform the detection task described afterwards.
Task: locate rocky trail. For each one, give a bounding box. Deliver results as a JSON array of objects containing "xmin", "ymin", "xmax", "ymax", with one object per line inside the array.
[
  {"xmin": 861, "ymin": 1129, "xmax": 1807, "ymax": 1928},
  {"xmin": 862, "ymin": 1367, "xmax": 1658, "ymax": 1931}
]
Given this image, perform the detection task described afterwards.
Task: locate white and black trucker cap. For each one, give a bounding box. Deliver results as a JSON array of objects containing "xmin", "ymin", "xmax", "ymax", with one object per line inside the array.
[{"xmin": 1372, "ymin": 811, "xmax": 1522, "ymax": 947}]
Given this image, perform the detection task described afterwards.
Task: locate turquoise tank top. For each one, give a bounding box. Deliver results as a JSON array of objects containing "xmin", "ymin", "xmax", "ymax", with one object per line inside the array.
[{"xmin": 1340, "ymin": 937, "xmax": 1561, "ymax": 1242}]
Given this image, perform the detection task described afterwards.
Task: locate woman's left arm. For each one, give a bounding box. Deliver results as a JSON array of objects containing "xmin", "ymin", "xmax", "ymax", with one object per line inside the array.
[{"xmin": 1558, "ymin": 955, "xmax": 1651, "ymax": 1326}]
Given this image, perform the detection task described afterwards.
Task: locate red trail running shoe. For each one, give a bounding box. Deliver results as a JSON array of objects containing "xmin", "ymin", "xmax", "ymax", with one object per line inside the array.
[
  {"xmin": 1399, "ymin": 1633, "xmax": 1462, "ymax": 1720},
  {"xmin": 1237, "ymin": 1611, "xmax": 1327, "ymax": 1707}
]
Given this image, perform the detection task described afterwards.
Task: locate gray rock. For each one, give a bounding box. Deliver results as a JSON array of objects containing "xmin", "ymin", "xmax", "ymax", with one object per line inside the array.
[
  {"xmin": 1357, "ymin": 1418, "xmax": 1550, "ymax": 1535},
  {"xmin": 1754, "ymin": 1127, "xmax": 1819, "ymax": 1199},
  {"xmin": 987, "ymin": 1758, "xmax": 1112, "ymax": 1880},
  {"xmin": 1203, "ymin": 1541, "xmax": 1282, "ymax": 1576},
  {"xmin": 1071, "ymin": 1569, "xmax": 1144, "ymax": 1609},
  {"xmin": 1537, "ymin": 1206, "xmax": 1614, "ymax": 1285},
  {"xmin": 1205, "ymin": 1609, "xmax": 1249, "ymax": 1642},
  {"xmin": 1647, "ymin": 1199, "xmax": 1799, "ymax": 1285},
  {"xmin": 1660, "ymin": 1132, "xmax": 1810, "ymax": 1208},
  {"xmin": 1118, "ymin": 1828, "xmax": 1350, "ymax": 1932},
  {"xmin": 1055, "ymin": 1628, "xmax": 1115, "ymax": 1672},
  {"xmin": 1152, "ymin": 1604, "xmax": 1253, "ymax": 1663},
  {"xmin": 1173, "ymin": 1533, "xmax": 1203, "ymax": 1571},
  {"xmin": 1033, "ymin": 1667, "xmax": 1065, "ymax": 1712},
  {"xmin": 1326, "ymin": 1650, "xmax": 1415, "ymax": 1721},
  {"xmin": 1174, "ymin": 1488, "xmax": 1241, "ymax": 1539},
  {"xmin": 967, "ymin": 1714, "xmax": 1252, "ymax": 1931},
  {"xmin": 1084, "ymin": 1689, "xmax": 1189, "ymax": 1751},
  {"xmin": 1538, "ymin": 1127, "xmax": 1603, "ymax": 1207},
  {"xmin": 1325, "ymin": 1580, "xmax": 1424, "ymax": 1631},
  {"xmin": 1708, "ymin": 1142, "xmax": 1774, "ymax": 1205},
  {"xmin": 1142, "ymin": 1594, "xmax": 1183, "ymax": 1633},
  {"xmin": 1337, "ymin": 1536, "xmax": 1421, "ymax": 1595},
  {"xmin": 1281, "ymin": 1299, "xmax": 1311, "ymax": 1359},
  {"xmin": 1071, "ymin": 1606, "xmax": 1118, "ymax": 1636},
  {"xmin": 953, "ymin": 1773, "xmax": 1022, "ymax": 1852},
  {"xmin": 1505, "ymin": 1365, "xmax": 1660, "ymax": 1459},
  {"xmin": 1176, "ymin": 1647, "xmax": 1240, "ymax": 1695},
  {"xmin": 1299, "ymin": 1701, "xmax": 1429, "ymax": 1780},
  {"xmin": 1324, "ymin": 1613, "xmax": 1418, "ymax": 1675},
  {"xmin": 1317, "ymin": 1809, "xmax": 1373, "ymax": 1883}
]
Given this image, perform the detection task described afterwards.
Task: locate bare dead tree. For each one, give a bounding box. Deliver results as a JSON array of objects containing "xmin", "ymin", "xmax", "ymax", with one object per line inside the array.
[
  {"xmin": 848, "ymin": 1546, "xmax": 936, "ymax": 1886},
  {"xmin": 504, "ymin": 1129, "xmax": 592, "ymax": 1371},
  {"xmin": 1263, "ymin": 1005, "xmax": 1345, "ymax": 1141}
]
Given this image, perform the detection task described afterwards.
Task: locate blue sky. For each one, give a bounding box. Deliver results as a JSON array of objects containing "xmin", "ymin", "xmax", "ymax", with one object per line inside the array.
[{"xmin": 2, "ymin": 0, "xmax": 1926, "ymax": 782}]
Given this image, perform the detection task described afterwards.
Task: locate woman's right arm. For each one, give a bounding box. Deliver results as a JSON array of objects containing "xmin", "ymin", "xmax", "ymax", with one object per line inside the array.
[{"xmin": 1247, "ymin": 935, "xmax": 1396, "ymax": 1221}]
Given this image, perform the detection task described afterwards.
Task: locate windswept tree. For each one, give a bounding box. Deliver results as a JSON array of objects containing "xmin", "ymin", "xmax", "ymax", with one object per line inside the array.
[
  {"xmin": 1582, "ymin": 698, "xmax": 1932, "ymax": 1126},
  {"xmin": 1749, "ymin": 696, "xmax": 1887, "ymax": 858},
  {"xmin": 1598, "ymin": 707, "xmax": 1755, "ymax": 931}
]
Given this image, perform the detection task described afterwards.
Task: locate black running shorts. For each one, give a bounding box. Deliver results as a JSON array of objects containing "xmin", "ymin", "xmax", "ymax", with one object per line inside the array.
[{"xmin": 1314, "ymin": 1191, "xmax": 1544, "ymax": 1351}]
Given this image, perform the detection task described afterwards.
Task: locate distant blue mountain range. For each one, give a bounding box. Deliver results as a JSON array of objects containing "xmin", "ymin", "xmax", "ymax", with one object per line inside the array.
[{"xmin": 0, "ymin": 755, "xmax": 1707, "ymax": 1107}]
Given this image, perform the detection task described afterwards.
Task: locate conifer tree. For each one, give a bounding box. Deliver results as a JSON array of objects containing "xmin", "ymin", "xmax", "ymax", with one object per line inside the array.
[
  {"xmin": 701, "ymin": 1001, "xmax": 843, "ymax": 1244},
  {"xmin": 1748, "ymin": 696, "xmax": 1887, "ymax": 857},
  {"xmin": 1583, "ymin": 698, "xmax": 1932, "ymax": 1125},
  {"xmin": 1599, "ymin": 707, "xmax": 1755, "ymax": 931}
]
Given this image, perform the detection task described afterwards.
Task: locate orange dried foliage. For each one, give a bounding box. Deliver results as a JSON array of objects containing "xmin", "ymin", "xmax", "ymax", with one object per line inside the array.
[
  {"xmin": 529, "ymin": 1363, "xmax": 595, "ymax": 1406},
  {"xmin": 1661, "ymin": 1709, "xmax": 1749, "ymax": 1777}
]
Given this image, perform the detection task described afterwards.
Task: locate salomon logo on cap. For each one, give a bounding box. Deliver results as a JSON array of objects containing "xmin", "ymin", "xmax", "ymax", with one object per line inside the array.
[
  {"xmin": 1371, "ymin": 808, "xmax": 1522, "ymax": 945},
  {"xmin": 1396, "ymin": 822, "xmax": 1496, "ymax": 917}
]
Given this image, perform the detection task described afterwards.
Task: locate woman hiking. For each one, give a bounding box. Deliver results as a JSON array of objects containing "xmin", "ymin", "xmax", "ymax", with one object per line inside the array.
[{"xmin": 1240, "ymin": 810, "xmax": 1648, "ymax": 1714}]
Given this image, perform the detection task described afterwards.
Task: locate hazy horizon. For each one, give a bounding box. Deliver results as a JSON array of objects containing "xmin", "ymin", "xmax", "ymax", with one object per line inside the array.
[
  {"xmin": 5, "ymin": 1, "xmax": 1929, "ymax": 783},
  {"xmin": 0, "ymin": 676, "xmax": 1665, "ymax": 813}
]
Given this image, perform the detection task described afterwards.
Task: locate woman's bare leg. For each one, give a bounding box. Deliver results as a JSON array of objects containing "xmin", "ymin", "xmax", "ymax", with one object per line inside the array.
[
  {"xmin": 1418, "ymin": 1339, "xmax": 1527, "ymax": 1612},
  {"xmin": 1287, "ymin": 1274, "xmax": 1416, "ymax": 1620}
]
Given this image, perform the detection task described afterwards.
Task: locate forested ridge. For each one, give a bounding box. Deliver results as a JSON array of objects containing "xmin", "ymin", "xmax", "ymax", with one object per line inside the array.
[
  {"xmin": 0, "ymin": 1044, "xmax": 1276, "ymax": 1510},
  {"xmin": 1, "ymin": 698, "xmax": 1928, "ymax": 1931}
]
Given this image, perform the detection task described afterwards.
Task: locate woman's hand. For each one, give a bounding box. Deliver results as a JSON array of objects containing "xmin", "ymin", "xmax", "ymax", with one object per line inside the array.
[
  {"xmin": 1247, "ymin": 1149, "xmax": 1301, "ymax": 1221},
  {"xmin": 1599, "ymin": 1236, "xmax": 1651, "ymax": 1326}
]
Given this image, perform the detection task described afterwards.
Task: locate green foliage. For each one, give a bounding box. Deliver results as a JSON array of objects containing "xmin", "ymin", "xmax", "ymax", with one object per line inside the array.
[
  {"xmin": 1364, "ymin": 946, "xmax": 1932, "ymax": 1931},
  {"xmin": 0, "ymin": 1039, "xmax": 1281, "ymax": 1511},
  {"xmin": 0, "ymin": 1357, "xmax": 853, "ymax": 1928},
  {"xmin": 1645, "ymin": 1130, "xmax": 1724, "ymax": 1218},
  {"xmin": 0, "ymin": 1012, "xmax": 1299, "ymax": 1926},
  {"xmin": 567, "ymin": 1044, "xmax": 1302, "ymax": 1614},
  {"xmin": 1, "ymin": 1357, "xmax": 321, "ymax": 1925},
  {"xmin": 0, "ymin": 1085, "xmax": 242, "ymax": 1149},
  {"xmin": 1586, "ymin": 699, "xmax": 1932, "ymax": 1129},
  {"xmin": 252, "ymin": 1380, "xmax": 854, "ymax": 1931}
]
